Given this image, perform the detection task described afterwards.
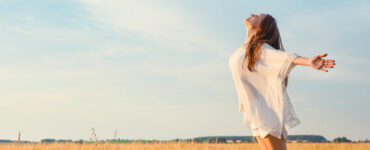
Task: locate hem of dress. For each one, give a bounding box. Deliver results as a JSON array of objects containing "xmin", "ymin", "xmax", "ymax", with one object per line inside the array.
[{"xmin": 251, "ymin": 126, "xmax": 288, "ymax": 141}]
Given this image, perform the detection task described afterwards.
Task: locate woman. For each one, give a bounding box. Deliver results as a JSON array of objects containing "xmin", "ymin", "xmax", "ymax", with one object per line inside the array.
[{"xmin": 228, "ymin": 13, "xmax": 336, "ymax": 150}]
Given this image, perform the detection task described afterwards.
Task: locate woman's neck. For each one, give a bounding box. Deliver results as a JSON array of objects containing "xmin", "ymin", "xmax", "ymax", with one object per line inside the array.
[{"xmin": 243, "ymin": 28, "xmax": 256, "ymax": 47}]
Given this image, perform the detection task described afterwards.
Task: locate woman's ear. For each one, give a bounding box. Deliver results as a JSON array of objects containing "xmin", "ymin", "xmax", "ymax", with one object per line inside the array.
[{"xmin": 257, "ymin": 27, "xmax": 262, "ymax": 31}]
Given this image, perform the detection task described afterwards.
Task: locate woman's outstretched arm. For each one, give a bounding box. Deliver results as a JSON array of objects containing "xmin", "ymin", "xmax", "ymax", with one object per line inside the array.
[{"xmin": 293, "ymin": 53, "xmax": 336, "ymax": 72}]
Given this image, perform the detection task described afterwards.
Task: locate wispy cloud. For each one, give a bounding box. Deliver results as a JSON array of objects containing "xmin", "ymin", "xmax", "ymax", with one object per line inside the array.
[{"xmin": 79, "ymin": 0, "xmax": 231, "ymax": 56}]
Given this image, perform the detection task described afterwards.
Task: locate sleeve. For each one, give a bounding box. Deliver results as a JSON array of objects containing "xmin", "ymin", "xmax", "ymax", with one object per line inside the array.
[
  {"xmin": 279, "ymin": 51, "xmax": 299, "ymax": 78},
  {"xmin": 228, "ymin": 57, "xmax": 246, "ymax": 112},
  {"xmin": 265, "ymin": 49, "xmax": 299, "ymax": 78}
]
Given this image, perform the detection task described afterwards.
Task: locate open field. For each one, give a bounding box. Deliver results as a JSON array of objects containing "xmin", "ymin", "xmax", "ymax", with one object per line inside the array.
[{"xmin": 0, "ymin": 142, "xmax": 369, "ymax": 150}]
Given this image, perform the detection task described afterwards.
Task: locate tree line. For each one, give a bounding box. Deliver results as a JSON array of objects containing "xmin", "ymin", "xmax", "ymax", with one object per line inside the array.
[{"xmin": 0, "ymin": 135, "xmax": 368, "ymax": 144}]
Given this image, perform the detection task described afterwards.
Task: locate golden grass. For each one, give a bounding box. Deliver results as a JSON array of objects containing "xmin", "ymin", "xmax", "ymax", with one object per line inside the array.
[{"xmin": 0, "ymin": 142, "xmax": 369, "ymax": 150}]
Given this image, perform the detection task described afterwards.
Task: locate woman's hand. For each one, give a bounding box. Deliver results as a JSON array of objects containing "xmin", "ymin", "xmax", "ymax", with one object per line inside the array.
[{"xmin": 308, "ymin": 53, "xmax": 336, "ymax": 72}]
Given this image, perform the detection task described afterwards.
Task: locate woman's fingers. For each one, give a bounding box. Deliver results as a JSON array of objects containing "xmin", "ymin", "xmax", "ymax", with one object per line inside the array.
[
  {"xmin": 325, "ymin": 59, "xmax": 335, "ymax": 62},
  {"xmin": 326, "ymin": 59, "xmax": 335, "ymax": 63},
  {"xmin": 324, "ymin": 65, "xmax": 334, "ymax": 68},
  {"xmin": 313, "ymin": 53, "xmax": 334, "ymax": 72},
  {"xmin": 320, "ymin": 53, "xmax": 328, "ymax": 58},
  {"xmin": 324, "ymin": 59, "xmax": 336, "ymax": 65},
  {"xmin": 324, "ymin": 61, "xmax": 335, "ymax": 65},
  {"xmin": 312, "ymin": 53, "xmax": 335, "ymax": 72},
  {"xmin": 326, "ymin": 61, "xmax": 334, "ymax": 65}
]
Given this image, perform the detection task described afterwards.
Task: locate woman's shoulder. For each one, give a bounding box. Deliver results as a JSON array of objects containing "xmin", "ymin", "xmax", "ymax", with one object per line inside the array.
[
  {"xmin": 228, "ymin": 46, "xmax": 244, "ymax": 64},
  {"xmin": 259, "ymin": 43, "xmax": 278, "ymax": 57},
  {"xmin": 261, "ymin": 43, "xmax": 276, "ymax": 51},
  {"xmin": 261, "ymin": 43, "xmax": 299, "ymax": 59},
  {"xmin": 261, "ymin": 43, "xmax": 288, "ymax": 54}
]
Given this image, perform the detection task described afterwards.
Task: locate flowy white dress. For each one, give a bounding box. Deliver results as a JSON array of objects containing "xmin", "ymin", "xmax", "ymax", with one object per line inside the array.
[{"xmin": 228, "ymin": 43, "xmax": 301, "ymax": 141}]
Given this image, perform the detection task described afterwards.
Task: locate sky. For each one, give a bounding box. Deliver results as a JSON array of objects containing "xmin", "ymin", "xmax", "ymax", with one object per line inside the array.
[{"xmin": 0, "ymin": 0, "xmax": 369, "ymax": 141}]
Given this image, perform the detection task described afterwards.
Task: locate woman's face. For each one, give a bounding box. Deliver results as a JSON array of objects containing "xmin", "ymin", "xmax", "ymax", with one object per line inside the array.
[{"xmin": 244, "ymin": 13, "xmax": 266, "ymax": 29}]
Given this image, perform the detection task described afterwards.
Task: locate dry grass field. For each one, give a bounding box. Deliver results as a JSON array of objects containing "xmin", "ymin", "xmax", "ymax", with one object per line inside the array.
[{"xmin": 0, "ymin": 142, "xmax": 369, "ymax": 150}]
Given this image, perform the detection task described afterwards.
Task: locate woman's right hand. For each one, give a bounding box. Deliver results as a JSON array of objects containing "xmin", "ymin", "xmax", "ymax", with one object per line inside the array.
[{"xmin": 308, "ymin": 53, "xmax": 336, "ymax": 72}]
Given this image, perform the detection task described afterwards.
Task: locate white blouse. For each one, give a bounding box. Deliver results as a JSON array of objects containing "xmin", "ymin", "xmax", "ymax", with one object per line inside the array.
[{"xmin": 228, "ymin": 43, "xmax": 301, "ymax": 139}]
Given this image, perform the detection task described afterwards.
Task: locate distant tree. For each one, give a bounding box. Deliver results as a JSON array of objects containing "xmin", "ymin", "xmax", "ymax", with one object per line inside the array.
[
  {"xmin": 0, "ymin": 140, "xmax": 13, "ymax": 143},
  {"xmin": 41, "ymin": 138, "xmax": 56, "ymax": 143},
  {"xmin": 287, "ymin": 135, "xmax": 327, "ymax": 142},
  {"xmin": 333, "ymin": 137, "xmax": 351, "ymax": 143},
  {"xmin": 77, "ymin": 139, "xmax": 84, "ymax": 144},
  {"xmin": 56, "ymin": 139, "xmax": 73, "ymax": 143}
]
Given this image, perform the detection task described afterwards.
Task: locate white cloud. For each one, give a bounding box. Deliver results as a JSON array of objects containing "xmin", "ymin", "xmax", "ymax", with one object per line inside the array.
[
  {"xmin": 79, "ymin": 0, "xmax": 231, "ymax": 56},
  {"xmin": 73, "ymin": 0, "xmax": 235, "ymax": 89}
]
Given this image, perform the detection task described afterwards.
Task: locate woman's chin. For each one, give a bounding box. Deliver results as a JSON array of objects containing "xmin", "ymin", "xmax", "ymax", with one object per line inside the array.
[
  {"xmin": 245, "ymin": 24, "xmax": 253, "ymax": 30},
  {"xmin": 243, "ymin": 20, "xmax": 248, "ymax": 25}
]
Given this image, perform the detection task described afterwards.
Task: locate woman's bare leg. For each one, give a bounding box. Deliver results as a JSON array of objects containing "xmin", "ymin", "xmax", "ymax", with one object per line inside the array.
[
  {"xmin": 262, "ymin": 133, "xmax": 287, "ymax": 150},
  {"xmin": 256, "ymin": 136, "xmax": 269, "ymax": 150}
]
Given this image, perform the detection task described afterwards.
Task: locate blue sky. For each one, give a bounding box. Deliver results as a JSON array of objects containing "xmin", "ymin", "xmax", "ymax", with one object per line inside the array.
[{"xmin": 0, "ymin": 0, "xmax": 369, "ymax": 141}]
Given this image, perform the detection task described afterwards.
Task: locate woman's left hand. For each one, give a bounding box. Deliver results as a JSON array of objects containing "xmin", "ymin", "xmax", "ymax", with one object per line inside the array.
[{"xmin": 308, "ymin": 53, "xmax": 336, "ymax": 72}]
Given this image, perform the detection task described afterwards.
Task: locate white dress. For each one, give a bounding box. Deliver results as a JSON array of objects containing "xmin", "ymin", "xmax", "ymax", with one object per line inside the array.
[{"xmin": 228, "ymin": 43, "xmax": 301, "ymax": 141}]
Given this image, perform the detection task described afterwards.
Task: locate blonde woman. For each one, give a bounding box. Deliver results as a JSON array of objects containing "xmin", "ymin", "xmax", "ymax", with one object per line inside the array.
[{"xmin": 228, "ymin": 13, "xmax": 336, "ymax": 150}]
